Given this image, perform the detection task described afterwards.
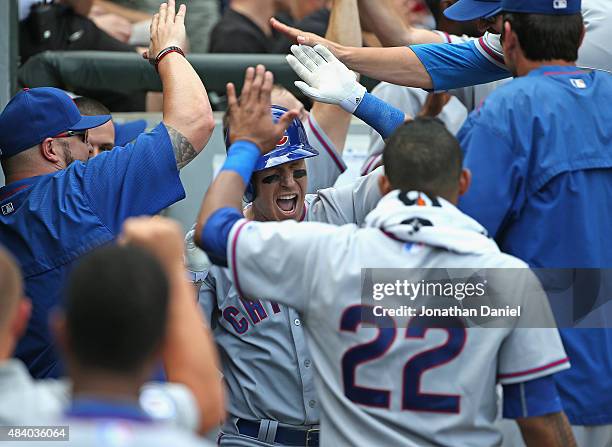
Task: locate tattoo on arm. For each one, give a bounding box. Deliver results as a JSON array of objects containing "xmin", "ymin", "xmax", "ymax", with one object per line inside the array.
[
  {"xmin": 164, "ymin": 124, "xmax": 198, "ymax": 170},
  {"xmin": 548, "ymin": 412, "xmax": 576, "ymax": 447}
]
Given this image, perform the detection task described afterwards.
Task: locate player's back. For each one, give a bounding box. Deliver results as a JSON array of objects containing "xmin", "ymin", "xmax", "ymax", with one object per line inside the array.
[
  {"xmin": 232, "ymin": 192, "xmax": 568, "ymax": 446},
  {"xmin": 304, "ymin": 234, "xmax": 531, "ymax": 445},
  {"xmin": 295, "ymin": 198, "xmax": 566, "ymax": 446}
]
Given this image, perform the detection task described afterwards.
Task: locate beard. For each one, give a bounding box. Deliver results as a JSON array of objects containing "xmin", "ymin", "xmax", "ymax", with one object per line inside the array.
[{"xmin": 61, "ymin": 143, "xmax": 75, "ymax": 167}]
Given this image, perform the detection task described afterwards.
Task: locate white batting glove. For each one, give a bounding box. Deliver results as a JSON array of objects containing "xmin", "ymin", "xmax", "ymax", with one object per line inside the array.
[
  {"xmin": 287, "ymin": 44, "xmax": 366, "ymax": 113},
  {"xmin": 184, "ymin": 226, "xmax": 210, "ymax": 276}
]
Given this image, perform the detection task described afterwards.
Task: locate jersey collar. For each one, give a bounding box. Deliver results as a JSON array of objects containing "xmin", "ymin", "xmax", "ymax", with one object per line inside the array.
[{"xmin": 527, "ymin": 65, "xmax": 587, "ymax": 77}]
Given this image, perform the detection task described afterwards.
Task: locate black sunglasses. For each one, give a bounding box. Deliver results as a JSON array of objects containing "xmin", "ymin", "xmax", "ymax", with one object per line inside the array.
[{"xmin": 53, "ymin": 130, "xmax": 88, "ymax": 143}]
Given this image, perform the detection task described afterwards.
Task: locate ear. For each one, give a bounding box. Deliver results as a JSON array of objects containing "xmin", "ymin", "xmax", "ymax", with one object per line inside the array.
[
  {"xmin": 502, "ymin": 20, "xmax": 519, "ymax": 54},
  {"xmin": 10, "ymin": 298, "xmax": 32, "ymax": 340},
  {"xmin": 49, "ymin": 310, "xmax": 69, "ymax": 356},
  {"xmin": 459, "ymin": 168, "xmax": 471, "ymax": 196},
  {"xmin": 378, "ymin": 174, "xmax": 393, "ymax": 196},
  {"xmin": 39, "ymin": 138, "xmax": 62, "ymax": 164}
]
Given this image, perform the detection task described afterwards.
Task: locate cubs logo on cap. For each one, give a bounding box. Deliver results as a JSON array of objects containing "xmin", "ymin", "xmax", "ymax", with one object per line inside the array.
[{"xmin": 276, "ymin": 135, "xmax": 289, "ymax": 148}]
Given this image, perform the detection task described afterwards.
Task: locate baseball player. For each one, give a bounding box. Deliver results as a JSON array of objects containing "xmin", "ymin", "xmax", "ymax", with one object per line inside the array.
[
  {"xmin": 0, "ymin": 223, "xmax": 223, "ymax": 436},
  {"xmin": 271, "ymin": 0, "xmax": 612, "ymax": 90},
  {"xmin": 185, "ymin": 104, "xmax": 383, "ymax": 446},
  {"xmin": 194, "ymin": 65, "xmax": 575, "ymax": 446},
  {"xmin": 285, "ymin": 1, "xmax": 612, "ymax": 445}
]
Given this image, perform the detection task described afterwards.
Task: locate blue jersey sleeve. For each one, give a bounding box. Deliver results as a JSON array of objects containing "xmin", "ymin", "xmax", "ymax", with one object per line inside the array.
[
  {"xmin": 503, "ymin": 375, "xmax": 564, "ymax": 418},
  {"xmin": 199, "ymin": 207, "xmax": 243, "ymax": 267},
  {"xmin": 410, "ymin": 39, "xmax": 510, "ymax": 91},
  {"xmin": 458, "ymin": 116, "xmax": 524, "ymax": 238},
  {"xmin": 82, "ymin": 123, "xmax": 185, "ymax": 234}
]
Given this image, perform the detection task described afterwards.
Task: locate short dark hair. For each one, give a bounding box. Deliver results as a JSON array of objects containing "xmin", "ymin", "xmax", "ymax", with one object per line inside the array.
[
  {"xmin": 503, "ymin": 12, "xmax": 583, "ymax": 62},
  {"xmin": 65, "ymin": 245, "xmax": 169, "ymax": 374},
  {"xmin": 383, "ymin": 118, "xmax": 462, "ymax": 197},
  {"xmin": 73, "ymin": 96, "xmax": 111, "ymax": 116}
]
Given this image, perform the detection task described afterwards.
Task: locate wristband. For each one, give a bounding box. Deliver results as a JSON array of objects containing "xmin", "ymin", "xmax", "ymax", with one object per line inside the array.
[
  {"xmin": 221, "ymin": 140, "xmax": 261, "ymax": 185},
  {"xmin": 152, "ymin": 46, "xmax": 185, "ymax": 72},
  {"xmin": 353, "ymin": 92, "xmax": 406, "ymax": 139}
]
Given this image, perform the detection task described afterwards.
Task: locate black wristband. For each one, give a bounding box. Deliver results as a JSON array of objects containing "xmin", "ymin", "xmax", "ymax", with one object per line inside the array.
[{"xmin": 152, "ymin": 46, "xmax": 185, "ymax": 72}]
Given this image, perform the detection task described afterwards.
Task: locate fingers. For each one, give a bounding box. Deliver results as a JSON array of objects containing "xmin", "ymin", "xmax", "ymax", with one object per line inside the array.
[
  {"xmin": 159, "ymin": 2, "xmax": 167, "ymax": 24},
  {"xmin": 314, "ymin": 45, "xmax": 337, "ymax": 63},
  {"xmin": 287, "ymin": 54, "xmax": 316, "ymax": 86},
  {"xmin": 270, "ymin": 17, "xmax": 299, "ymax": 41},
  {"xmin": 175, "ymin": 3, "xmax": 186, "ymax": 23},
  {"xmin": 261, "ymin": 70, "xmax": 274, "ymax": 105},
  {"xmin": 226, "ymin": 82, "xmax": 238, "ymax": 111},
  {"xmin": 250, "ymin": 65, "xmax": 266, "ymax": 102},
  {"xmin": 151, "ymin": 12, "xmax": 159, "ymax": 37},
  {"xmin": 166, "ymin": 0, "xmax": 175, "ymax": 23},
  {"xmin": 240, "ymin": 66, "xmax": 255, "ymax": 105},
  {"xmin": 276, "ymin": 110, "xmax": 300, "ymax": 136},
  {"xmin": 302, "ymin": 45, "xmax": 326, "ymax": 67},
  {"xmin": 294, "ymin": 81, "xmax": 324, "ymax": 102},
  {"xmin": 291, "ymin": 45, "xmax": 318, "ymax": 73}
]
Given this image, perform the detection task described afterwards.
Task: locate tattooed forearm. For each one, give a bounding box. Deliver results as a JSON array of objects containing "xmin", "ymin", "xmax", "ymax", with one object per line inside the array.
[
  {"xmin": 549, "ymin": 412, "xmax": 576, "ymax": 447},
  {"xmin": 517, "ymin": 412, "xmax": 576, "ymax": 447},
  {"xmin": 165, "ymin": 124, "xmax": 198, "ymax": 169}
]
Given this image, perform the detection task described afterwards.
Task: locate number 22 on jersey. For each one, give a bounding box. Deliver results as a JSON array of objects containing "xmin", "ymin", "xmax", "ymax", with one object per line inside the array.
[{"xmin": 340, "ymin": 305, "xmax": 466, "ymax": 413}]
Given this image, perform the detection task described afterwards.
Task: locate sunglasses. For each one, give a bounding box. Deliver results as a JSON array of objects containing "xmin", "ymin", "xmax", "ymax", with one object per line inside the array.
[{"xmin": 53, "ymin": 130, "xmax": 88, "ymax": 143}]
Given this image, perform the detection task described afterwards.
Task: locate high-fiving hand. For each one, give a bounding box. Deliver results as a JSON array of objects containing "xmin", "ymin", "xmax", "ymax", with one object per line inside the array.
[
  {"xmin": 287, "ymin": 44, "xmax": 366, "ymax": 113},
  {"xmin": 143, "ymin": 0, "xmax": 188, "ymax": 61},
  {"xmin": 226, "ymin": 65, "xmax": 299, "ymax": 153}
]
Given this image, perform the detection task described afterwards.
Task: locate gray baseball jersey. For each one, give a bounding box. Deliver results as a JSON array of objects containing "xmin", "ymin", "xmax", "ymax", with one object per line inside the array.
[
  {"xmin": 0, "ymin": 359, "xmax": 200, "ymax": 432},
  {"xmin": 192, "ymin": 169, "xmax": 383, "ymax": 443},
  {"xmin": 303, "ymin": 113, "xmax": 347, "ymax": 193},
  {"xmin": 226, "ymin": 192, "xmax": 569, "ymax": 447},
  {"xmin": 362, "ymin": 82, "xmax": 468, "ymax": 175}
]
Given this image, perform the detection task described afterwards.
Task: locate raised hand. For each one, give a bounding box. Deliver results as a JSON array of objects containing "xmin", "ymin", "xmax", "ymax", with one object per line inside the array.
[
  {"xmin": 144, "ymin": 0, "xmax": 187, "ymax": 61},
  {"xmin": 287, "ymin": 44, "xmax": 366, "ymax": 113},
  {"xmin": 225, "ymin": 65, "xmax": 299, "ymax": 153}
]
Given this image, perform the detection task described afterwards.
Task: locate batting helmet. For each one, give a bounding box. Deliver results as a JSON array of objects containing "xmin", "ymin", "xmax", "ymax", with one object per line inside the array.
[{"xmin": 225, "ymin": 105, "xmax": 319, "ymax": 202}]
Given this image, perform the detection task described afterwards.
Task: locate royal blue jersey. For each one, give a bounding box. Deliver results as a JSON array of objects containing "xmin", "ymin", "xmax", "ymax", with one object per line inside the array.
[
  {"xmin": 410, "ymin": 34, "xmax": 510, "ymax": 91},
  {"xmin": 458, "ymin": 66, "xmax": 612, "ymax": 424},
  {"xmin": 0, "ymin": 124, "xmax": 185, "ymax": 378}
]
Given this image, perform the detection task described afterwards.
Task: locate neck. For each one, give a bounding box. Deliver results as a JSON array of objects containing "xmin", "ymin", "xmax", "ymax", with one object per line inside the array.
[
  {"xmin": 0, "ymin": 340, "xmax": 13, "ymax": 363},
  {"xmin": 231, "ymin": 0, "xmax": 274, "ymax": 36},
  {"xmin": 71, "ymin": 369, "xmax": 145, "ymax": 402},
  {"xmin": 515, "ymin": 58, "xmax": 575, "ymax": 77},
  {"xmin": 4, "ymin": 165, "xmax": 59, "ymax": 185},
  {"xmin": 246, "ymin": 203, "xmax": 269, "ymax": 222}
]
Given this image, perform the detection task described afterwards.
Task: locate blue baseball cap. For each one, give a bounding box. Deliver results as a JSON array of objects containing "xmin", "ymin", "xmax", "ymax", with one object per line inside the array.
[
  {"xmin": 444, "ymin": 0, "xmax": 501, "ymax": 21},
  {"xmin": 501, "ymin": 0, "xmax": 581, "ymax": 15},
  {"xmin": 113, "ymin": 119, "xmax": 147, "ymax": 147},
  {"xmin": 0, "ymin": 87, "xmax": 111, "ymax": 159}
]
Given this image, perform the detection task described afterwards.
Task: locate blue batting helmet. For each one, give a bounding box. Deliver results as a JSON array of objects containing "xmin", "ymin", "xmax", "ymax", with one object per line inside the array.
[{"xmin": 225, "ymin": 105, "xmax": 319, "ymax": 202}]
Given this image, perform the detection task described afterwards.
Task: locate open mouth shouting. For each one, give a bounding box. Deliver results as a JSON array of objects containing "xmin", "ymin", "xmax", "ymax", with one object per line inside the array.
[{"xmin": 276, "ymin": 193, "xmax": 298, "ymax": 216}]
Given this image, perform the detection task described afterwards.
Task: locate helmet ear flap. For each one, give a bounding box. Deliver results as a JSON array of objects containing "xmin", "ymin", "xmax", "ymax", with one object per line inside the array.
[{"xmin": 244, "ymin": 181, "xmax": 256, "ymax": 203}]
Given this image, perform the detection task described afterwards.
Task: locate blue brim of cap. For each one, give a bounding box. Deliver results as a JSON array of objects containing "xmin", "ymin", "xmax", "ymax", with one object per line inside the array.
[
  {"xmin": 113, "ymin": 119, "xmax": 147, "ymax": 146},
  {"xmin": 256, "ymin": 145, "xmax": 319, "ymax": 171},
  {"xmin": 68, "ymin": 114, "xmax": 112, "ymax": 132},
  {"xmin": 444, "ymin": 0, "xmax": 502, "ymax": 21}
]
